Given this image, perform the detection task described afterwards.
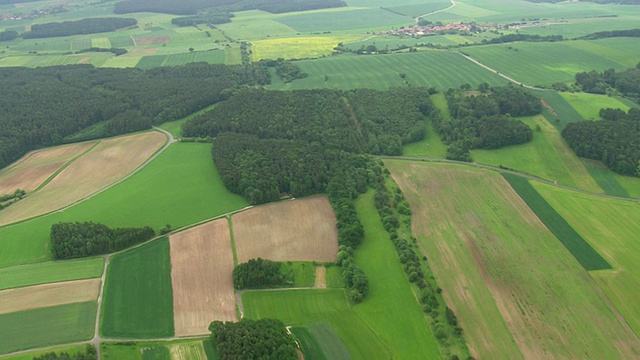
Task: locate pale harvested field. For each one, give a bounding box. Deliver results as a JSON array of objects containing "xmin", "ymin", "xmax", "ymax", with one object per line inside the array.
[
  {"xmin": 386, "ymin": 160, "xmax": 640, "ymax": 360},
  {"xmin": 0, "ymin": 278, "xmax": 100, "ymax": 315},
  {"xmin": 170, "ymin": 219, "xmax": 236, "ymax": 336},
  {"xmin": 0, "ymin": 142, "xmax": 95, "ymax": 194},
  {"xmin": 168, "ymin": 342, "xmax": 207, "ymax": 360},
  {"xmin": 0, "ymin": 132, "xmax": 165, "ymax": 226},
  {"xmin": 233, "ymin": 196, "xmax": 338, "ymax": 264}
]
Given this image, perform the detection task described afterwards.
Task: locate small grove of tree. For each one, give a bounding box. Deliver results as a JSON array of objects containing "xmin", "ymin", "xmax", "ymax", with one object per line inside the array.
[
  {"xmin": 562, "ymin": 107, "xmax": 640, "ymax": 177},
  {"xmin": 50, "ymin": 222, "xmax": 155, "ymax": 259},
  {"xmin": 0, "ymin": 189, "xmax": 26, "ymax": 211},
  {"xmin": 209, "ymin": 319, "xmax": 298, "ymax": 360},
  {"xmin": 23, "ymin": 18, "xmax": 137, "ymax": 39},
  {"xmin": 574, "ymin": 62, "xmax": 640, "ymax": 101},
  {"xmin": 33, "ymin": 344, "xmax": 96, "ymax": 360},
  {"xmin": 481, "ymin": 34, "xmax": 563, "ymax": 45},
  {"xmin": 0, "ymin": 30, "xmax": 18, "ymax": 42},
  {"xmin": 232, "ymin": 258, "xmax": 290, "ymax": 289}
]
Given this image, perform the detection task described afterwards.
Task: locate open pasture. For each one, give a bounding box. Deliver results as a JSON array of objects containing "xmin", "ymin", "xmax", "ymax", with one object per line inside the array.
[
  {"xmin": 386, "ymin": 160, "xmax": 640, "ymax": 359},
  {"xmin": 0, "ymin": 278, "xmax": 99, "ymax": 315},
  {"xmin": 352, "ymin": 191, "xmax": 441, "ymax": 359},
  {"xmin": 216, "ymin": 17, "xmax": 298, "ymax": 41},
  {"xmin": 0, "ymin": 131, "xmax": 165, "ymax": 227},
  {"xmin": 560, "ymin": 92, "xmax": 630, "ymax": 120},
  {"xmin": 0, "ymin": 257, "xmax": 103, "ymax": 290},
  {"xmin": 0, "ymin": 302, "xmax": 96, "ymax": 355},
  {"xmin": 269, "ymin": 50, "xmax": 508, "ymax": 90},
  {"xmin": 242, "ymin": 289, "xmax": 389, "ymax": 359},
  {"xmin": 0, "ymin": 142, "xmax": 247, "ymax": 268},
  {"xmin": 233, "ymin": 196, "xmax": 338, "ymax": 264},
  {"xmin": 471, "ymin": 115, "xmax": 602, "ymax": 192},
  {"xmin": 462, "ymin": 38, "xmax": 640, "ymax": 87},
  {"xmin": 275, "ymin": 8, "xmax": 409, "ymax": 32},
  {"xmin": 583, "ymin": 159, "xmax": 631, "ymax": 198},
  {"xmin": 170, "ymin": 218, "xmax": 236, "ymax": 336},
  {"xmin": 535, "ymin": 183, "xmax": 640, "ymax": 335},
  {"xmin": 251, "ymin": 36, "xmax": 360, "ymax": 61},
  {"xmin": 0, "ymin": 141, "xmax": 95, "ymax": 195},
  {"xmin": 101, "ymin": 238, "xmax": 174, "ymax": 338},
  {"xmin": 290, "ymin": 323, "xmax": 351, "ymax": 360},
  {"xmin": 532, "ymin": 89, "xmax": 585, "ymax": 130}
]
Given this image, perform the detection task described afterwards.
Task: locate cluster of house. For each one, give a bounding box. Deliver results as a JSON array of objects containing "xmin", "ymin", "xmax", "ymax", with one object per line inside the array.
[
  {"xmin": 0, "ymin": 7, "xmax": 65, "ymax": 22},
  {"xmin": 376, "ymin": 22, "xmax": 517, "ymax": 38}
]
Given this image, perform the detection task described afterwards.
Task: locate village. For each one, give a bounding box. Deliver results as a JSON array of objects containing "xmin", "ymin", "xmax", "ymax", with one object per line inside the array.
[{"xmin": 376, "ymin": 20, "xmax": 520, "ymax": 38}]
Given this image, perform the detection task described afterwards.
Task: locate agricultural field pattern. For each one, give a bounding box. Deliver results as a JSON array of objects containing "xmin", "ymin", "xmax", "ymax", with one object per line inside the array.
[{"xmin": 1, "ymin": 0, "xmax": 640, "ymax": 359}]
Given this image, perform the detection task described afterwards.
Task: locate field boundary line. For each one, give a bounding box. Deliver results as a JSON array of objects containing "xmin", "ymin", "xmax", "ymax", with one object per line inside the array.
[
  {"xmin": 92, "ymin": 254, "xmax": 110, "ymax": 359},
  {"xmin": 379, "ymin": 156, "xmax": 640, "ymax": 203},
  {"xmin": 32, "ymin": 141, "xmax": 101, "ymax": 193}
]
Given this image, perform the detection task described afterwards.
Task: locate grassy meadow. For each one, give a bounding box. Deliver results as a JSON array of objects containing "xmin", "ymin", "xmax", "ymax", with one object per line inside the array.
[
  {"xmin": 101, "ymin": 238, "xmax": 174, "ymax": 338},
  {"xmin": 582, "ymin": 159, "xmax": 631, "ymax": 198},
  {"xmin": 535, "ymin": 183, "xmax": 640, "ymax": 336},
  {"xmin": 0, "ymin": 302, "xmax": 96, "ymax": 355},
  {"xmin": 386, "ymin": 160, "xmax": 640, "ymax": 359},
  {"xmin": 0, "ymin": 142, "xmax": 247, "ymax": 268},
  {"xmin": 0, "ymin": 257, "xmax": 104, "ymax": 291},
  {"xmin": 291, "ymin": 323, "xmax": 351, "ymax": 360},
  {"xmin": 559, "ymin": 92, "xmax": 630, "ymax": 120}
]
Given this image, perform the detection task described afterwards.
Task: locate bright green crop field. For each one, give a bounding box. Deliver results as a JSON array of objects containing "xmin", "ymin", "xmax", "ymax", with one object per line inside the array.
[
  {"xmin": 101, "ymin": 238, "xmax": 174, "ymax": 338},
  {"xmin": 582, "ymin": 159, "xmax": 631, "ymax": 198},
  {"xmin": 531, "ymin": 90, "xmax": 585, "ymax": 130},
  {"xmin": 291, "ymin": 323, "xmax": 350, "ymax": 360},
  {"xmin": 275, "ymin": 8, "xmax": 408, "ymax": 32},
  {"xmin": 535, "ymin": 183, "xmax": 640, "ymax": 336},
  {"xmin": 242, "ymin": 289, "xmax": 389, "ymax": 359},
  {"xmin": 471, "ymin": 115, "xmax": 602, "ymax": 192},
  {"xmin": 352, "ymin": 191, "xmax": 441, "ymax": 358},
  {"xmin": 0, "ymin": 142, "xmax": 247, "ymax": 268},
  {"xmin": 269, "ymin": 50, "xmax": 508, "ymax": 91},
  {"xmin": 0, "ymin": 302, "xmax": 96, "ymax": 355},
  {"xmin": 0, "ymin": 257, "xmax": 104, "ymax": 290},
  {"xmin": 559, "ymin": 92, "xmax": 630, "ymax": 120}
]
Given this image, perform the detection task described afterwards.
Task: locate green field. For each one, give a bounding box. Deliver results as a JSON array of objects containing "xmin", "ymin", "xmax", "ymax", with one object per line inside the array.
[
  {"xmin": 325, "ymin": 265, "xmax": 344, "ymax": 288},
  {"xmin": 268, "ymin": 50, "xmax": 508, "ymax": 90},
  {"xmin": 0, "ymin": 257, "xmax": 104, "ymax": 290},
  {"xmin": 275, "ymin": 9, "xmax": 409, "ymax": 32},
  {"xmin": 243, "ymin": 289, "xmax": 389, "ymax": 359},
  {"xmin": 280, "ymin": 261, "xmax": 316, "ymax": 287},
  {"xmin": 101, "ymin": 238, "xmax": 174, "ymax": 338},
  {"xmin": 101, "ymin": 340, "xmax": 209, "ymax": 360},
  {"xmin": 582, "ymin": 159, "xmax": 630, "ymax": 198},
  {"xmin": 534, "ymin": 182, "xmax": 640, "ymax": 336},
  {"xmin": 0, "ymin": 345, "xmax": 93, "ymax": 360},
  {"xmin": 471, "ymin": 115, "xmax": 602, "ymax": 192},
  {"xmin": 0, "ymin": 302, "xmax": 96, "ymax": 355},
  {"xmin": 0, "ymin": 142, "xmax": 248, "ymax": 268},
  {"xmin": 402, "ymin": 120, "xmax": 447, "ymax": 158},
  {"xmin": 502, "ymin": 173, "xmax": 610, "ymax": 271},
  {"xmin": 386, "ymin": 160, "xmax": 640, "ymax": 358},
  {"xmin": 463, "ymin": 38, "xmax": 640, "ymax": 87},
  {"xmin": 531, "ymin": 89, "xmax": 585, "ymax": 130},
  {"xmin": 560, "ymin": 92, "xmax": 630, "ymax": 120},
  {"xmin": 291, "ymin": 323, "xmax": 351, "ymax": 360}
]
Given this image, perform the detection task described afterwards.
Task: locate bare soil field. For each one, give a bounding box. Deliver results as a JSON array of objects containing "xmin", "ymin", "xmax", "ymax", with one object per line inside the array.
[
  {"xmin": 0, "ymin": 132, "xmax": 165, "ymax": 226},
  {"xmin": 233, "ymin": 196, "xmax": 338, "ymax": 264},
  {"xmin": 386, "ymin": 160, "xmax": 640, "ymax": 359},
  {"xmin": 0, "ymin": 142, "xmax": 95, "ymax": 195},
  {"xmin": 0, "ymin": 278, "xmax": 100, "ymax": 315},
  {"xmin": 135, "ymin": 35, "xmax": 171, "ymax": 45},
  {"xmin": 170, "ymin": 219, "xmax": 236, "ymax": 336}
]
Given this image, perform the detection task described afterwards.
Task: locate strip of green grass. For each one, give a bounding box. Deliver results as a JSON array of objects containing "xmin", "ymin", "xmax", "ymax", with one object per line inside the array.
[
  {"xmin": 0, "ymin": 302, "xmax": 96, "ymax": 355},
  {"xmin": 352, "ymin": 191, "xmax": 440, "ymax": 358},
  {"xmin": 325, "ymin": 265, "xmax": 344, "ymax": 288},
  {"xmin": 0, "ymin": 142, "xmax": 248, "ymax": 268},
  {"xmin": 242, "ymin": 289, "xmax": 389, "ymax": 359},
  {"xmin": 101, "ymin": 238, "xmax": 174, "ymax": 338},
  {"xmin": 290, "ymin": 326, "xmax": 328, "ymax": 360},
  {"xmin": 308, "ymin": 322, "xmax": 351, "ymax": 360},
  {"xmin": 502, "ymin": 173, "xmax": 610, "ymax": 270},
  {"xmin": 582, "ymin": 159, "xmax": 630, "ymax": 198},
  {"xmin": 202, "ymin": 339, "xmax": 220, "ymax": 360},
  {"xmin": 0, "ymin": 345, "xmax": 92, "ymax": 360},
  {"xmin": 142, "ymin": 346, "xmax": 170, "ymax": 360},
  {"xmin": 0, "ymin": 257, "xmax": 104, "ymax": 290},
  {"xmin": 280, "ymin": 261, "xmax": 315, "ymax": 287}
]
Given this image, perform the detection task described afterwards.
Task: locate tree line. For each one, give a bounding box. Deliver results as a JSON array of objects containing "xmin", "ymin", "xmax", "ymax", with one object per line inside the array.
[
  {"xmin": 33, "ymin": 345, "xmax": 96, "ymax": 360},
  {"xmin": 579, "ymin": 28, "xmax": 640, "ymax": 40},
  {"xmin": 50, "ymin": 221, "xmax": 155, "ymax": 259},
  {"xmin": 0, "ymin": 63, "xmax": 270, "ymax": 170},
  {"xmin": 209, "ymin": 319, "xmax": 298, "ymax": 359},
  {"xmin": 562, "ymin": 108, "xmax": 640, "ymax": 177},
  {"xmin": 481, "ymin": 33, "xmax": 563, "ymax": 45},
  {"xmin": 171, "ymin": 12, "xmax": 234, "ymax": 26},
  {"xmin": 574, "ymin": 62, "xmax": 640, "ymax": 102},
  {"xmin": 232, "ymin": 258, "xmax": 291, "ymax": 289},
  {"xmin": 23, "ymin": 18, "xmax": 137, "ymax": 39},
  {"xmin": 115, "ymin": 0, "xmax": 345, "ymax": 15},
  {"xmin": 0, "ymin": 189, "xmax": 25, "ymax": 212},
  {"xmin": 433, "ymin": 85, "xmax": 537, "ymax": 161}
]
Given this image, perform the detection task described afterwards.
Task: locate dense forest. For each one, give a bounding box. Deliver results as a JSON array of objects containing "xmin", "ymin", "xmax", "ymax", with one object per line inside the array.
[
  {"xmin": 562, "ymin": 108, "xmax": 640, "ymax": 176},
  {"xmin": 209, "ymin": 319, "xmax": 298, "ymax": 360},
  {"xmin": 23, "ymin": 18, "xmax": 137, "ymax": 39},
  {"xmin": 114, "ymin": 0, "xmax": 345, "ymax": 15},
  {"xmin": 0, "ymin": 30, "xmax": 18, "ymax": 42},
  {"xmin": 232, "ymin": 258, "xmax": 289, "ymax": 289},
  {"xmin": 0, "ymin": 63, "xmax": 270, "ymax": 170},
  {"xmin": 575, "ymin": 62, "xmax": 640, "ymax": 101},
  {"xmin": 434, "ymin": 86, "xmax": 537, "ymax": 160},
  {"xmin": 50, "ymin": 222, "xmax": 155, "ymax": 259}
]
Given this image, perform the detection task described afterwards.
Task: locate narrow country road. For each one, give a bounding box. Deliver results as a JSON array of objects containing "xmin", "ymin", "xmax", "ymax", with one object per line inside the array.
[
  {"xmin": 416, "ymin": 0, "xmax": 456, "ymax": 24},
  {"xmin": 91, "ymin": 254, "xmax": 110, "ymax": 360}
]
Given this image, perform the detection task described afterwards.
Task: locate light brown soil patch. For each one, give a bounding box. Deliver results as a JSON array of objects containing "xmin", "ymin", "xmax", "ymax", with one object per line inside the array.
[
  {"xmin": 0, "ymin": 132, "xmax": 165, "ymax": 226},
  {"xmin": 170, "ymin": 219, "xmax": 236, "ymax": 336},
  {"xmin": 134, "ymin": 35, "xmax": 170, "ymax": 45},
  {"xmin": 0, "ymin": 278, "xmax": 100, "ymax": 315},
  {"xmin": 233, "ymin": 196, "xmax": 338, "ymax": 264},
  {"xmin": 78, "ymin": 57, "xmax": 91, "ymax": 64},
  {"xmin": 314, "ymin": 266, "xmax": 326, "ymax": 288},
  {"xmin": 0, "ymin": 142, "xmax": 95, "ymax": 194}
]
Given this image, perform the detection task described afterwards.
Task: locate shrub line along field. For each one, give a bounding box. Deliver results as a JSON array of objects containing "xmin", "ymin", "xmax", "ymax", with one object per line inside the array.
[
  {"xmin": 386, "ymin": 160, "xmax": 640, "ymax": 359},
  {"xmin": 170, "ymin": 218, "xmax": 236, "ymax": 336}
]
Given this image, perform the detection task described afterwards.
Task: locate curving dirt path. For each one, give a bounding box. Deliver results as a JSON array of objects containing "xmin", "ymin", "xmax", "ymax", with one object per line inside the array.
[{"xmin": 416, "ymin": 0, "xmax": 457, "ymax": 24}]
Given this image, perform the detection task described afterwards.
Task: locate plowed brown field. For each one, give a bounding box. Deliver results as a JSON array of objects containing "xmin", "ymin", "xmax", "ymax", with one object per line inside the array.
[
  {"xmin": 170, "ymin": 219, "xmax": 236, "ymax": 336},
  {"xmin": 233, "ymin": 196, "xmax": 338, "ymax": 263},
  {"xmin": 0, "ymin": 132, "xmax": 165, "ymax": 226}
]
